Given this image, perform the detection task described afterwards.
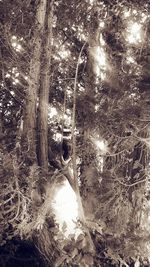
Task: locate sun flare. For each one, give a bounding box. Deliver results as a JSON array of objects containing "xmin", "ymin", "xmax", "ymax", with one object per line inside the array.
[
  {"xmin": 52, "ymin": 180, "xmax": 81, "ymax": 238},
  {"xmin": 126, "ymin": 22, "xmax": 143, "ymax": 44}
]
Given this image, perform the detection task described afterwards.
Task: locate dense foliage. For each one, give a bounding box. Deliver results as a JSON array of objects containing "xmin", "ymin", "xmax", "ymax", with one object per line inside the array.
[{"xmin": 0, "ymin": 0, "xmax": 150, "ymax": 266}]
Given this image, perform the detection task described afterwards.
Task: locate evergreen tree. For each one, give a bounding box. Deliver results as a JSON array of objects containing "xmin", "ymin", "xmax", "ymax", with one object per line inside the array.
[{"xmin": 0, "ymin": 0, "xmax": 150, "ymax": 266}]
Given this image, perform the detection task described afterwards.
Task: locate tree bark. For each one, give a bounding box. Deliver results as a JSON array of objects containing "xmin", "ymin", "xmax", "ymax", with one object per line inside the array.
[
  {"xmin": 37, "ymin": 0, "xmax": 53, "ymax": 170},
  {"xmin": 22, "ymin": 0, "xmax": 47, "ymax": 161}
]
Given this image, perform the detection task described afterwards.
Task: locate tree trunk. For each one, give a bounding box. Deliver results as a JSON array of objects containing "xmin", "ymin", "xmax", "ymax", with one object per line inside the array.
[
  {"xmin": 80, "ymin": 26, "xmax": 100, "ymax": 218},
  {"xmin": 37, "ymin": 0, "xmax": 53, "ymax": 170},
  {"xmin": 22, "ymin": 0, "xmax": 47, "ymax": 161}
]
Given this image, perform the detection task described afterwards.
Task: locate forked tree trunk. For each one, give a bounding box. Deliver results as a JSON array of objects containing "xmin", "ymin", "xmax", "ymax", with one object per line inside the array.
[
  {"xmin": 38, "ymin": 0, "xmax": 53, "ymax": 170},
  {"xmin": 22, "ymin": 0, "xmax": 47, "ymax": 161}
]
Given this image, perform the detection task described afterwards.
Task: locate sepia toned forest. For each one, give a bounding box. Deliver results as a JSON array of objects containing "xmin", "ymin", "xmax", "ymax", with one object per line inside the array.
[{"xmin": 0, "ymin": 0, "xmax": 150, "ymax": 266}]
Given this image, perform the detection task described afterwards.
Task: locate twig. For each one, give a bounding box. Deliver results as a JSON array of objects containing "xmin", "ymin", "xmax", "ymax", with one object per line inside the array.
[{"xmin": 116, "ymin": 178, "xmax": 147, "ymax": 187}]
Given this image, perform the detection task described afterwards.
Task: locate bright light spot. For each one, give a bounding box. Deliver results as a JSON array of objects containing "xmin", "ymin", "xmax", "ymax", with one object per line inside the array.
[
  {"xmin": 12, "ymin": 35, "xmax": 17, "ymax": 40},
  {"xmin": 1, "ymin": 82, "xmax": 4, "ymax": 87},
  {"xmin": 5, "ymin": 73, "xmax": 11, "ymax": 78},
  {"xmin": 95, "ymin": 139, "xmax": 106, "ymax": 151},
  {"xmin": 77, "ymin": 26, "xmax": 87, "ymax": 41},
  {"xmin": 88, "ymin": 0, "xmax": 95, "ymax": 4},
  {"xmin": 79, "ymin": 57, "xmax": 84, "ymax": 64},
  {"xmin": 53, "ymin": 15, "xmax": 57, "ymax": 28},
  {"xmin": 97, "ymin": 47, "xmax": 106, "ymax": 68},
  {"xmin": 12, "ymin": 42, "xmax": 17, "ymax": 48},
  {"xmin": 11, "ymin": 35, "xmax": 22, "ymax": 52},
  {"xmin": 91, "ymin": 136, "xmax": 108, "ymax": 172},
  {"xmin": 123, "ymin": 8, "xmax": 148, "ymax": 23},
  {"xmin": 78, "ymin": 32, "xmax": 87, "ymax": 41},
  {"xmin": 78, "ymin": 85, "xmax": 85, "ymax": 92},
  {"xmin": 95, "ymin": 65, "xmax": 100, "ymax": 77},
  {"xmin": 58, "ymin": 46, "xmax": 70, "ymax": 59},
  {"xmin": 64, "ymin": 114, "xmax": 71, "ymax": 126},
  {"xmin": 12, "ymin": 67, "xmax": 17, "ymax": 74},
  {"xmin": 66, "ymin": 88, "xmax": 72, "ymax": 97},
  {"xmin": 95, "ymin": 71, "xmax": 106, "ymax": 82},
  {"xmin": 127, "ymin": 56, "xmax": 135, "ymax": 64},
  {"xmin": 126, "ymin": 22, "xmax": 142, "ymax": 44},
  {"xmin": 133, "ymin": 10, "xmax": 138, "ymax": 15},
  {"xmin": 63, "ymin": 109, "xmax": 72, "ymax": 127},
  {"xmin": 100, "ymin": 72, "xmax": 106, "ymax": 81},
  {"xmin": 90, "ymin": 46, "xmax": 107, "ymax": 80},
  {"xmin": 16, "ymin": 44, "xmax": 22, "ymax": 51},
  {"xmin": 52, "ymin": 180, "xmax": 81, "ymax": 238},
  {"xmin": 98, "ymin": 157, "xmax": 104, "ymax": 172},
  {"xmin": 59, "ymin": 50, "xmax": 69, "ymax": 59},
  {"xmin": 65, "ymin": 110, "xmax": 72, "ymax": 118},
  {"xmin": 10, "ymin": 90, "xmax": 15, "ymax": 96},
  {"xmin": 71, "ymin": 25, "xmax": 76, "ymax": 31},
  {"xmin": 15, "ymin": 72, "xmax": 19, "ymax": 77},
  {"xmin": 91, "ymin": 136, "xmax": 108, "ymax": 154},
  {"xmin": 130, "ymin": 23, "xmax": 141, "ymax": 35},
  {"xmin": 123, "ymin": 9, "xmax": 131, "ymax": 18},
  {"xmin": 95, "ymin": 104, "xmax": 99, "ymax": 111},
  {"xmin": 99, "ymin": 21, "xmax": 105, "ymax": 28},
  {"xmin": 25, "ymin": 76, "xmax": 28, "ymax": 80},
  {"xmin": 48, "ymin": 106, "xmax": 58, "ymax": 118},
  {"xmin": 53, "ymin": 132, "xmax": 62, "ymax": 142},
  {"xmin": 141, "ymin": 13, "xmax": 148, "ymax": 22},
  {"xmin": 99, "ymin": 34, "xmax": 105, "ymax": 46},
  {"xmin": 14, "ymin": 78, "xmax": 19, "ymax": 84},
  {"xmin": 129, "ymin": 93, "xmax": 136, "ymax": 99}
]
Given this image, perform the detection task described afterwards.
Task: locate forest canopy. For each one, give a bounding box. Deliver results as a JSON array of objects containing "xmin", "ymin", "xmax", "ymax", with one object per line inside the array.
[{"xmin": 0, "ymin": 0, "xmax": 150, "ymax": 266}]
